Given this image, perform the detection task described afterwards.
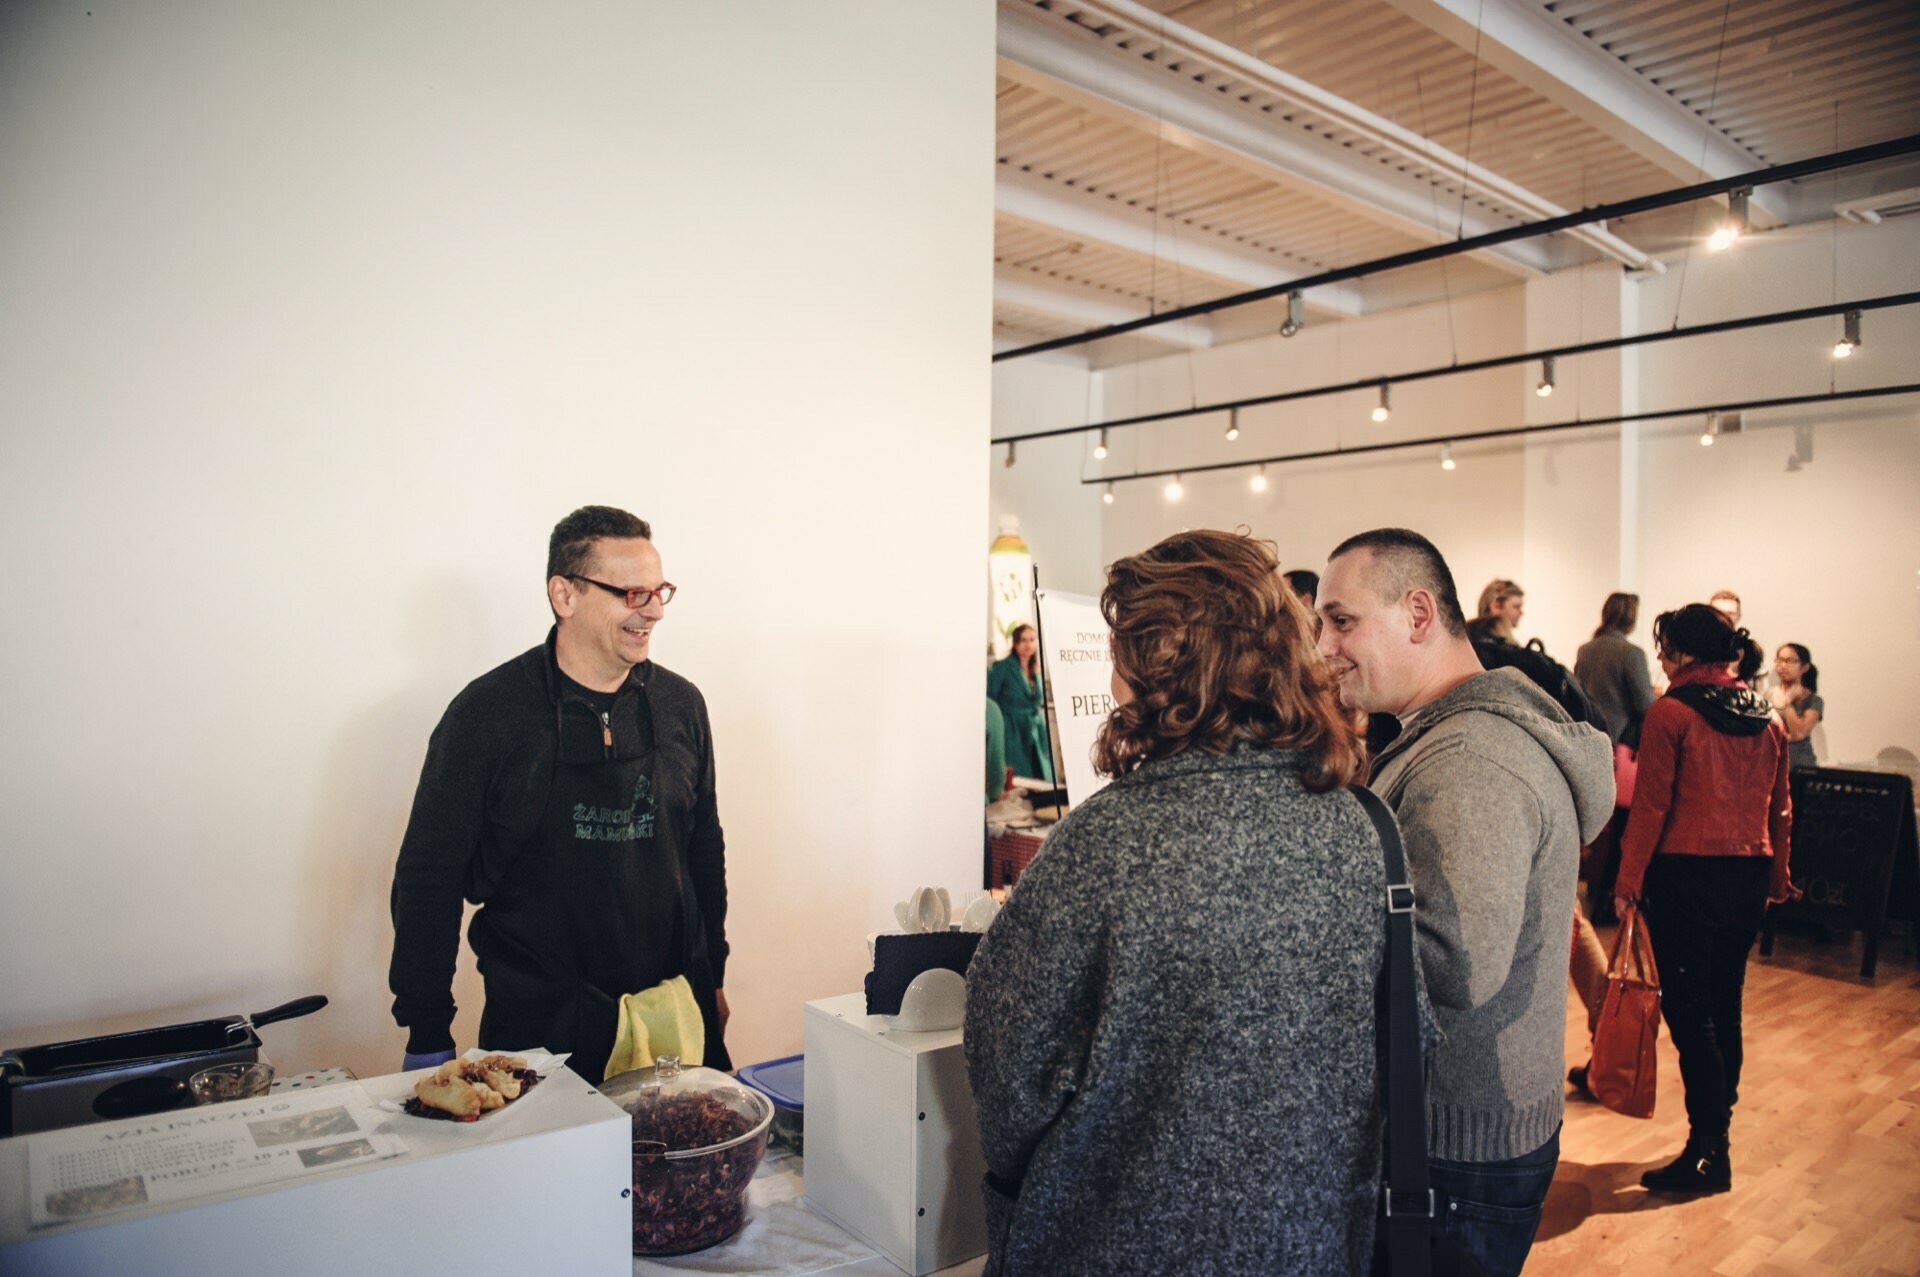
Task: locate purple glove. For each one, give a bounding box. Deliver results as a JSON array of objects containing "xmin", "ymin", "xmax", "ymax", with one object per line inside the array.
[{"xmin": 403, "ymin": 1049, "xmax": 455, "ymax": 1072}]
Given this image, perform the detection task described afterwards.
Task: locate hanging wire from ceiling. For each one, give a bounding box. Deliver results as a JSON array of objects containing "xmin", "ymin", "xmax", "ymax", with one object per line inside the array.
[{"xmin": 1668, "ymin": 0, "xmax": 1737, "ymax": 330}]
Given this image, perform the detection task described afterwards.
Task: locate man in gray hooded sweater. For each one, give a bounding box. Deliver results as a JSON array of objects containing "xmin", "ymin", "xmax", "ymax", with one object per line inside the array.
[{"xmin": 1320, "ymin": 529, "xmax": 1614, "ymax": 1277}]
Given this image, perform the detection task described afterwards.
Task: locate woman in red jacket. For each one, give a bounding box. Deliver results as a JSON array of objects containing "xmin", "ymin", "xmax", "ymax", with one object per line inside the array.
[{"xmin": 1614, "ymin": 603, "xmax": 1794, "ymax": 1194}]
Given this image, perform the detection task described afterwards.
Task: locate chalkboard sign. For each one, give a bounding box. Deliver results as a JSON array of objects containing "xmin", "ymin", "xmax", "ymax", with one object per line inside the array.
[{"xmin": 1763, "ymin": 768, "xmax": 1920, "ymax": 977}]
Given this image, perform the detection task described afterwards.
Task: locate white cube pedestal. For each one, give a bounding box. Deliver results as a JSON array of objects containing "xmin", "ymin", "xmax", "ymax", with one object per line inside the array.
[
  {"xmin": 803, "ymin": 993, "xmax": 986, "ymax": 1277},
  {"xmin": 0, "ymin": 1066, "xmax": 632, "ymax": 1276}
]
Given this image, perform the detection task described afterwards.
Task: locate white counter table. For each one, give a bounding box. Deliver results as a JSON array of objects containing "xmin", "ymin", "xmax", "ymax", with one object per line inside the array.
[{"xmin": 0, "ymin": 1065, "xmax": 632, "ymax": 1276}]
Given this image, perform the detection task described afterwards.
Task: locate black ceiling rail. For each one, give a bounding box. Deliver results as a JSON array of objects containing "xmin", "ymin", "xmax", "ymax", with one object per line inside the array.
[
  {"xmin": 993, "ymin": 132, "xmax": 1920, "ymax": 363},
  {"xmin": 990, "ymin": 291, "xmax": 1920, "ymax": 445},
  {"xmin": 1085, "ymin": 383, "xmax": 1920, "ymax": 485}
]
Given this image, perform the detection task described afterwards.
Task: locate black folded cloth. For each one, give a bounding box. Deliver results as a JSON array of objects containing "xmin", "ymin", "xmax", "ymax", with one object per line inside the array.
[{"xmin": 864, "ymin": 932, "xmax": 983, "ymax": 1016}]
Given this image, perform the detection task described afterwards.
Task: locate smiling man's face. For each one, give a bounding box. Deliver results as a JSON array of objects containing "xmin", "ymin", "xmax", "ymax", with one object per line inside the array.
[{"xmin": 1316, "ymin": 549, "xmax": 1417, "ymax": 715}]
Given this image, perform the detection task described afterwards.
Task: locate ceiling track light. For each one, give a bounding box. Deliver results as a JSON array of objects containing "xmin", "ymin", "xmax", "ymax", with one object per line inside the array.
[
  {"xmin": 1440, "ymin": 442, "xmax": 1455, "ymax": 471},
  {"xmin": 1164, "ymin": 473, "xmax": 1184, "ymax": 502},
  {"xmin": 1093, "ymin": 427, "xmax": 1109, "ymax": 459},
  {"xmin": 1833, "ymin": 309, "xmax": 1862, "ymax": 358},
  {"xmin": 1102, "ymin": 481, "xmax": 1114, "ymax": 505},
  {"xmin": 1535, "ymin": 355, "xmax": 1557, "ymax": 397},
  {"xmin": 1371, "ymin": 383, "xmax": 1392, "ymax": 423},
  {"xmin": 1700, "ymin": 411, "xmax": 1721, "ymax": 447},
  {"xmin": 1709, "ymin": 186, "xmax": 1751, "ymax": 251},
  {"xmin": 1225, "ymin": 409, "xmax": 1240, "ymax": 442},
  {"xmin": 1004, "ymin": 440, "xmax": 1016, "ymax": 468},
  {"xmin": 1249, "ymin": 464, "xmax": 1268, "ymax": 494},
  {"xmin": 1279, "ymin": 290, "xmax": 1305, "ymax": 338}
]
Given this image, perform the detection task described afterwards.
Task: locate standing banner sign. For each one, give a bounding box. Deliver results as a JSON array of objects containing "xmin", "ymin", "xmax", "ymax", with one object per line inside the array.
[{"xmin": 1035, "ymin": 589, "xmax": 1115, "ymax": 808}]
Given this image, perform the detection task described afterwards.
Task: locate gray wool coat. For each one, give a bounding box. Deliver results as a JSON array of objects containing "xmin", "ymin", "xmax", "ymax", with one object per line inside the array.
[{"xmin": 964, "ymin": 745, "xmax": 1397, "ymax": 1277}]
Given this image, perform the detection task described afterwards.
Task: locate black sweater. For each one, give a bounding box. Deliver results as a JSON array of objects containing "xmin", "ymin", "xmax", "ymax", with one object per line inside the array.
[{"xmin": 388, "ymin": 633, "xmax": 728, "ymax": 1055}]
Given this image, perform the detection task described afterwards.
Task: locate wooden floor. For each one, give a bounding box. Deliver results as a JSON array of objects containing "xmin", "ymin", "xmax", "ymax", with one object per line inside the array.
[{"xmin": 1528, "ymin": 916, "xmax": 1920, "ymax": 1276}]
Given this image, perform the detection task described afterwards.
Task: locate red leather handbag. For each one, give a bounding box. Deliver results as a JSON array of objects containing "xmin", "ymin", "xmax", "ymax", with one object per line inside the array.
[{"xmin": 1588, "ymin": 904, "xmax": 1661, "ymax": 1118}]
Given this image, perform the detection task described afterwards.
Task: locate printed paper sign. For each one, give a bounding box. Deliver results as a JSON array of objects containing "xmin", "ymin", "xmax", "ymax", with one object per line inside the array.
[
  {"xmin": 28, "ymin": 1083, "xmax": 405, "ymax": 1227},
  {"xmin": 1035, "ymin": 589, "xmax": 1115, "ymax": 808}
]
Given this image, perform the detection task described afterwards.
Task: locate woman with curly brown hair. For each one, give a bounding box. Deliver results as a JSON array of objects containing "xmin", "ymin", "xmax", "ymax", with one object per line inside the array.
[{"xmin": 965, "ymin": 529, "xmax": 1400, "ymax": 1276}]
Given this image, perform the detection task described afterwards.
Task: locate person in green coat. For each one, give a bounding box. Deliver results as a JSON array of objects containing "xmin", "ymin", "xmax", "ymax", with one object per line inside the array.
[{"xmin": 989, "ymin": 623, "xmax": 1055, "ymax": 783}]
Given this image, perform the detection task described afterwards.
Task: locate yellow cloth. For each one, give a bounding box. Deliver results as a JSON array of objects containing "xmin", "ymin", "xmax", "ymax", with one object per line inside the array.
[{"xmin": 603, "ymin": 975, "xmax": 706, "ymax": 1081}]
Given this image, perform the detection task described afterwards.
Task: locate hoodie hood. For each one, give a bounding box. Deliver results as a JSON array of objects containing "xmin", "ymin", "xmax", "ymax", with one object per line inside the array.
[{"xmin": 1376, "ymin": 666, "xmax": 1616, "ymax": 840}]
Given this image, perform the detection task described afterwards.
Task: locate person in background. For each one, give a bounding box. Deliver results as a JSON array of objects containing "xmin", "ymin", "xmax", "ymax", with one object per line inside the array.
[
  {"xmin": 1319, "ymin": 530, "xmax": 1613, "ymax": 1277},
  {"xmin": 1473, "ymin": 578, "xmax": 1526, "ymax": 643},
  {"xmin": 1614, "ymin": 604, "xmax": 1794, "ymax": 1195},
  {"xmin": 1771, "ymin": 644, "xmax": 1823, "ymax": 770},
  {"xmin": 1574, "ymin": 592, "xmax": 1657, "ymax": 925},
  {"xmin": 1283, "ymin": 567, "xmax": 1319, "ymax": 607},
  {"xmin": 989, "ymin": 624, "xmax": 1055, "ymax": 784},
  {"xmin": 388, "ymin": 506, "xmax": 731, "ymax": 1080},
  {"xmin": 968, "ymin": 531, "xmax": 1392, "ymax": 1275},
  {"xmin": 1709, "ymin": 590, "xmax": 1743, "ymax": 625},
  {"xmin": 985, "ymin": 700, "xmax": 1012, "ymax": 803}
]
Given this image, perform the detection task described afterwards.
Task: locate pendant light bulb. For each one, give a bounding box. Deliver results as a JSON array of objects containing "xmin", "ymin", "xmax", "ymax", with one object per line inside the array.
[
  {"xmin": 1371, "ymin": 383, "xmax": 1392, "ymax": 423},
  {"xmin": 1279, "ymin": 290, "xmax": 1305, "ymax": 339},
  {"xmin": 1439, "ymin": 442, "xmax": 1455, "ymax": 471},
  {"xmin": 1832, "ymin": 309, "xmax": 1861, "ymax": 359},
  {"xmin": 1225, "ymin": 410, "xmax": 1240, "ymax": 442},
  {"xmin": 1700, "ymin": 411, "xmax": 1720, "ymax": 447},
  {"xmin": 1249, "ymin": 464, "xmax": 1268, "ymax": 494},
  {"xmin": 1164, "ymin": 474, "xmax": 1184, "ymax": 503},
  {"xmin": 1535, "ymin": 355, "xmax": 1556, "ymax": 398},
  {"xmin": 1093, "ymin": 427, "xmax": 1109, "ymax": 460},
  {"xmin": 1102, "ymin": 481, "xmax": 1114, "ymax": 505},
  {"xmin": 1709, "ymin": 187, "xmax": 1750, "ymax": 252}
]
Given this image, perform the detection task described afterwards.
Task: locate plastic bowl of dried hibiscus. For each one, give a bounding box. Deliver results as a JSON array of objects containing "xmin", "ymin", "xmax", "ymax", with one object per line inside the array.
[{"xmin": 599, "ymin": 1055, "xmax": 774, "ymax": 1256}]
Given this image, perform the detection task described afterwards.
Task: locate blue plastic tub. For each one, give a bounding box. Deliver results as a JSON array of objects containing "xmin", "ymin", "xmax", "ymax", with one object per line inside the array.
[{"xmin": 736, "ymin": 1054, "xmax": 803, "ymax": 1153}]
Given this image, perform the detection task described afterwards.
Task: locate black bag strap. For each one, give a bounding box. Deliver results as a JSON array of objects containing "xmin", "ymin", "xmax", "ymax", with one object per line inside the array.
[{"xmin": 1351, "ymin": 784, "xmax": 1432, "ymax": 1277}]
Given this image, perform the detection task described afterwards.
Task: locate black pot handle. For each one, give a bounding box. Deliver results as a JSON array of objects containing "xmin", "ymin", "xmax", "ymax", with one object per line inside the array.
[{"xmin": 248, "ymin": 995, "xmax": 329, "ymax": 1030}]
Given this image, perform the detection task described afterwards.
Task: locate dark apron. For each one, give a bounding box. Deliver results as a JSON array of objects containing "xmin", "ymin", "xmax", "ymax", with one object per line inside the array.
[{"xmin": 470, "ymin": 683, "xmax": 729, "ymax": 1080}]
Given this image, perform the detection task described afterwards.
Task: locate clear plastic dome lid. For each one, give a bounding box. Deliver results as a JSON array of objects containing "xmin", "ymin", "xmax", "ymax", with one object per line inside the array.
[{"xmin": 599, "ymin": 1055, "xmax": 773, "ymax": 1159}]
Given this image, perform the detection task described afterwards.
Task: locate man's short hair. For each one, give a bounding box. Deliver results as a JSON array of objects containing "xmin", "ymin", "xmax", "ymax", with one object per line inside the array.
[
  {"xmin": 1282, "ymin": 568, "xmax": 1319, "ymax": 601},
  {"xmin": 1327, "ymin": 528, "xmax": 1469, "ymax": 637},
  {"xmin": 547, "ymin": 506, "xmax": 652, "ymax": 581}
]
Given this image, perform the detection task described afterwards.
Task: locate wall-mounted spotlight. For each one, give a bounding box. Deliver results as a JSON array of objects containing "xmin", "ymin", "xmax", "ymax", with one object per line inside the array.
[
  {"xmin": 1249, "ymin": 464, "xmax": 1268, "ymax": 494},
  {"xmin": 1700, "ymin": 411, "xmax": 1721, "ymax": 447},
  {"xmin": 1371, "ymin": 383, "xmax": 1392, "ymax": 423},
  {"xmin": 1004, "ymin": 440, "xmax": 1016, "ymax": 468},
  {"xmin": 1832, "ymin": 309, "xmax": 1861, "ymax": 359},
  {"xmin": 1280, "ymin": 290, "xmax": 1305, "ymax": 339},
  {"xmin": 1439, "ymin": 442, "xmax": 1456, "ymax": 471},
  {"xmin": 1535, "ymin": 355, "xmax": 1557, "ymax": 398},
  {"xmin": 1164, "ymin": 473, "xmax": 1184, "ymax": 502},
  {"xmin": 1225, "ymin": 409, "xmax": 1240, "ymax": 442},
  {"xmin": 1708, "ymin": 187, "xmax": 1750, "ymax": 252},
  {"xmin": 1102, "ymin": 481, "xmax": 1114, "ymax": 505}
]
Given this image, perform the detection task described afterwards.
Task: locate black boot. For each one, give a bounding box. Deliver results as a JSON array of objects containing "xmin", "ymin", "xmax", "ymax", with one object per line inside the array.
[
  {"xmin": 1640, "ymin": 1141, "xmax": 1731, "ymax": 1194},
  {"xmin": 1568, "ymin": 1064, "xmax": 1595, "ymax": 1101}
]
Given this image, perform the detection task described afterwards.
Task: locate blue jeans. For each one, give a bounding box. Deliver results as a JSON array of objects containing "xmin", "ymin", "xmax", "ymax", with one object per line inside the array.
[{"xmin": 1427, "ymin": 1128, "xmax": 1559, "ymax": 1277}]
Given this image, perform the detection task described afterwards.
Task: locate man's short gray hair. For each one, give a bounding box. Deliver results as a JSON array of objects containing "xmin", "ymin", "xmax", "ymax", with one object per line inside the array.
[{"xmin": 1328, "ymin": 528, "xmax": 1469, "ymax": 638}]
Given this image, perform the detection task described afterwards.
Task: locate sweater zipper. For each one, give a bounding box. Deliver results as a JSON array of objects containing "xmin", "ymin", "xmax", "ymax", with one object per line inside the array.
[{"xmin": 600, "ymin": 712, "xmax": 613, "ymax": 752}]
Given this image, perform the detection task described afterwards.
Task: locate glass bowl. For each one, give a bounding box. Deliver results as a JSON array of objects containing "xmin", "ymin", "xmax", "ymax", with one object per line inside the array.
[
  {"xmin": 599, "ymin": 1056, "xmax": 773, "ymax": 1256},
  {"xmin": 188, "ymin": 1062, "xmax": 275, "ymax": 1105}
]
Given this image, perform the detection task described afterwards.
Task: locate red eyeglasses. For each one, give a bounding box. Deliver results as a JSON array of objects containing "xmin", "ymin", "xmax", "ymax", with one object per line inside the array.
[{"xmin": 569, "ymin": 575, "xmax": 677, "ymax": 608}]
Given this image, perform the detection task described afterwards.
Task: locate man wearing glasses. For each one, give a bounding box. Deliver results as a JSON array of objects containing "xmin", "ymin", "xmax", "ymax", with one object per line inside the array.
[{"xmin": 388, "ymin": 505, "xmax": 731, "ymax": 1080}]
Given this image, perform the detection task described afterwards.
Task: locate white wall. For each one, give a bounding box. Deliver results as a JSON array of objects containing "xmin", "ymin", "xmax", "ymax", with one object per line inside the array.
[
  {"xmin": 1627, "ymin": 217, "xmax": 1920, "ymax": 766},
  {"xmin": 989, "ymin": 355, "xmax": 1105, "ymax": 599},
  {"xmin": 0, "ymin": 0, "xmax": 994, "ymax": 1078},
  {"xmin": 992, "ymin": 222, "xmax": 1920, "ymax": 763}
]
